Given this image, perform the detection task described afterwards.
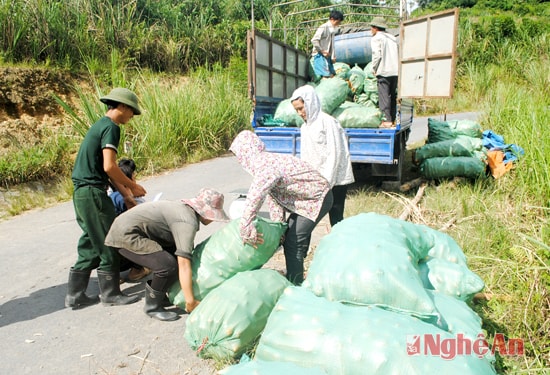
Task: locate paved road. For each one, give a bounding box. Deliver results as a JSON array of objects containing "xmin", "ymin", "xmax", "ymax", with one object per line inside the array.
[
  {"xmin": 0, "ymin": 155, "xmax": 252, "ymax": 375},
  {"xmin": 0, "ymin": 112, "xmax": 480, "ymax": 374}
]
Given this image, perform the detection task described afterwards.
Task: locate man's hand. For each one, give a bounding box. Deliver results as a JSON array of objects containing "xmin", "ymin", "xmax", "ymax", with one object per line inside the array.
[
  {"xmin": 185, "ymin": 299, "xmax": 200, "ymax": 313},
  {"xmin": 123, "ymin": 196, "xmax": 137, "ymax": 209},
  {"xmin": 130, "ymin": 183, "xmax": 146, "ymax": 197}
]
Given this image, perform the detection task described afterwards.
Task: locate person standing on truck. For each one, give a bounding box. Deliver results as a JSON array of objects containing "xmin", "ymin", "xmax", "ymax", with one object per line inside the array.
[
  {"xmin": 104, "ymin": 188, "xmax": 230, "ymax": 320},
  {"xmin": 311, "ymin": 10, "xmax": 344, "ymax": 79},
  {"xmin": 65, "ymin": 87, "xmax": 147, "ymax": 310},
  {"xmin": 230, "ymin": 130, "xmax": 333, "ymax": 286},
  {"xmin": 290, "ymin": 85, "xmax": 354, "ymax": 227},
  {"xmin": 370, "ymin": 16, "xmax": 399, "ymax": 128}
]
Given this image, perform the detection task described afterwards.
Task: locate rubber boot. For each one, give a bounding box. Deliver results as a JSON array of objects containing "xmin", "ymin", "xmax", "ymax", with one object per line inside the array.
[
  {"xmin": 144, "ymin": 281, "xmax": 179, "ymax": 321},
  {"xmin": 97, "ymin": 269, "xmax": 140, "ymax": 306},
  {"xmin": 65, "ymin": 268, "xmax": 99, "ymax": 309}
]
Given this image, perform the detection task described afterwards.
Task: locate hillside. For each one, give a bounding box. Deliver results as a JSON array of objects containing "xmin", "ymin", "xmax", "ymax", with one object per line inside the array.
[{"xmin": 0, "ymin": 67, "xmax": 79, "ymax": 158}]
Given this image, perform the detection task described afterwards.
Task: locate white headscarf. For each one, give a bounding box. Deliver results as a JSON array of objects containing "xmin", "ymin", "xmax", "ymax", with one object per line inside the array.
[{"xmin": 290, "ymin": 85, "xmax": 354, "ymax": 187}]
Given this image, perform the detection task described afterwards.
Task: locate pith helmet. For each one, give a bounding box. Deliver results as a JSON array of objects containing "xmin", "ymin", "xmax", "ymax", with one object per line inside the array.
[
  {"xmin": 370, "ymin": 16, "xmax": 388, "ymax": 30},
  {"xmin": 100, "ymin": 87, "xmax": 142, "ymax": 115}
]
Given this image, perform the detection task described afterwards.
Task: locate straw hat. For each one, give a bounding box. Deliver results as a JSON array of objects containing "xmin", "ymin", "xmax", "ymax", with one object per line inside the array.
[
  {"xmin": 182, "ymin": 188, "xmax": 230, "ymax": 222},
  {"xmin": 100, "ymin": 87, "xmax": 142, "ymax": 115}
]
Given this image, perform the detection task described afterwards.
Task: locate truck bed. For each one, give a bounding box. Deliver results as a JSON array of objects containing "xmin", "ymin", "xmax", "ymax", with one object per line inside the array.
[{"xmin": 252, "ymin": 96, "xmax": 413, "ymax": 166}]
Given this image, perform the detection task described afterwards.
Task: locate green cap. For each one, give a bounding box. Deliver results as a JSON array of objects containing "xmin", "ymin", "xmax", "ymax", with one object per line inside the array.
[{"xmin": 100, "ymin": 87, "xmax": 142, "ymax": 115}]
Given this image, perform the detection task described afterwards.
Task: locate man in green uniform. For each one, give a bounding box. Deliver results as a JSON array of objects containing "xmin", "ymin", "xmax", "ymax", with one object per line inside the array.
[{"xmin": 65, "ymin": 87, "xmax": 147, "ymax": 309}]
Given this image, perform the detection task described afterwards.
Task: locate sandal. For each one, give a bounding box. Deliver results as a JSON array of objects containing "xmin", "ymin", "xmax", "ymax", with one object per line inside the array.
[{"xmin": 128, "ymin": 266, "xmax": 151, "ymax": 282}]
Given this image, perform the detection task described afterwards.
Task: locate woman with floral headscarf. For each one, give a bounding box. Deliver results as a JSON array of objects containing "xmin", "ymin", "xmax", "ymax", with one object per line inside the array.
[
  {"xmin": 291, "ymin": 85, "xmax": 354, "ymax": 226},
  {"xmin": 230, "ymin": 130, "xmax": 333, "ymax": 285}
]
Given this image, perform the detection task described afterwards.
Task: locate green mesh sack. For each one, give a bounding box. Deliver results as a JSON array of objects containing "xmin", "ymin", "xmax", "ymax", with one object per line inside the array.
[
  {"xmin": 363, "ymin": 61, "xmax": 376, "ymax": 79},
  {"xmin": 255, "ymin": 287, "xmax": 497, "ymax": 375},
  {"xmin": 303, "ymin": 213, "xmax": 443, "ymax": 323},
  {"xmin": 184, "ymin": 269, "xmax": 291, "ymax": 361},
  {"xmin": 333, "ymin": 62, "xmax": 351, "ymax": 80},
  {"xmin": 424, "ymin": 227, "xmax": 468, "ymax": 265},
  {"xmin": 219, "ymin": 359, "xmax": 328, "ymax": 375},
  {"xmin": 168, "ymin": 217, "xmax": 287, "ymax": 309},
  {"xmin": 369, "ymin": 91, "xmax": 379, "ymax": 105},
  {"xmin": 348, "ymin": 65, "xmax": 366, "ymax": 95},
  {"xmin": 427, "ymin": 118, "xmax": 456, "ymax": 143},
  {"xmin": 427, "ymin": 118, "xmax": 483, "ymax": 144},
  {"xmin": 427, "ymin": 290, "xmax": 485, "ymax": 340},
  {"xmin": 419, "ymin": 258, "xmax": 485, "ymax": 302},
  {"xmin": 420, "ymin": 156, "xmax": 487, "ymax": 179},
  {"xmin": 448, "ymin": 119, "xmax": 483, "ymax": 138},
  {"xmin": 273, "ymin": 98, "xmax": 304, "ymax": 127},
  {"xmin": 314, "ymin": 77, "xmax": 349, "ymax": 114},
  {"xmin": 414, "ymin": 136, "xmax": 484, "ymax": 163},
  {"xmin": 332, "ymin": 102, "xmax": 382, "ymax": 128},
  {"xmin": 363, "ymin": 76, "xmax": 378, "ymax": 92},
  {"xmin": 353, "ymin": 92, "xmax": 376, "ymax": 107}
]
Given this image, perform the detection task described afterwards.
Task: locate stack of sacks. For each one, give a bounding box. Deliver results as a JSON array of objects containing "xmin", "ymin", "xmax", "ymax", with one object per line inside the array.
[
  {"xmin": 278, "ymin": 61, "xmax": 383, "ymax": 128},
  {"xmin": 356, "ymin": 61, "xmax": 379, "ymax": 107},
  {"xmin": 417, "ymin": 118, "xmax": 487, "ymax": 179},
  {"xmin": 328, "ymin": 62, "xmax": 384, "ymax": 128},
  {"xmin": 314, "ymin": 77, "xmax": 349, "ymax": 114},
  {"xmin": 220, "ymin": 213, "xmax": 495, "ymax": 374},
  {"xmin": 273, "ymin": 98, "xmax": 304, "ymax": 127},
  {"xmin": 168, "ymin": 217, "xmax": 287, "ymax": 309},
  {"xmin": 333, "ymin": 62, "xmax": 351, "ymax": 80},
  {"xmin": 303, "ymin": 213, "xmax": 484, "ymax": 322},
  {"xmin": 273, "ymin": 78, "xmax": 349, "ymax": 126},
  {"xmin": 185, "ymin": 269, "xmax": 290, "ymax": 361},
  {"xmin": 347, "ymin": 65, "xmax": 365, "ymax": 96},
  {"xmin": 331, "ymin": 101, "xmax": 382, "ymax": 128},
  {"xmin": 252, "ymin": 287, "xmax": 496, "ymax": 375}
]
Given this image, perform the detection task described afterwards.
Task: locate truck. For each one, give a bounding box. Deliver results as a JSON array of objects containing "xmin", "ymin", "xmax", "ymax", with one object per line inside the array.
[{"xmin": 247, "ymin": 1, "xmax": 459, "ymax": 187}]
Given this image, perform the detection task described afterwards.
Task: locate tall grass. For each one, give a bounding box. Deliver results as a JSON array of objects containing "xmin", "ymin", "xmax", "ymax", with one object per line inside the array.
[
  {"xmin": 56, "ymin": 59, "xmax": 251, "ymax": 176},
  {"xmin": 0, "ymin": 0, "xmax": 250, "ymax": 72},
  {"xmin": 0, "ymin": 131, "xmax": 74, "ymax": 185},
  {"xmin": 365, "ymin": 15, "xmax": 550, "ymax": 373}
]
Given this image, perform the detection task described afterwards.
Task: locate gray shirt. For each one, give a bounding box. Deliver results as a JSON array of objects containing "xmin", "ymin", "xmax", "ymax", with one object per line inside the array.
[{"xmin": 104, "ymin": 200, "xmax": 199, "ymax": 259}]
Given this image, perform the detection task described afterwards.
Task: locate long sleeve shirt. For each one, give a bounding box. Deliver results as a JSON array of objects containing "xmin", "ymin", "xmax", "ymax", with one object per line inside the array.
[
  {"xmin": 371, "ymin": 31, "xmax": 399, "ymax": 77},
  {"xmin": 230, "ymin": 130, "xmax": 330, "ymax": 245}
]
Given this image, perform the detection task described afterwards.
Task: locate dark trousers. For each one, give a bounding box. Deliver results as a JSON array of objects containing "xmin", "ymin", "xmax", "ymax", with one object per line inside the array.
[
  {"xmin": 73, "ymin": 186, "xmax": 119, "ymax": 272},
  {"xmin": 118, "ymin": 248, "xmax": 178, "ymax": 292},
  {"xmin": 377, "ymin": 75, "xmax": 398, "ymax": 122},
  {"xmin": 329, "ymin": 184, "xmax": 349, "ymax": 227},
  {"xmin": 283, "ymin": 190, "xmax": 334, "ymax": 285}
]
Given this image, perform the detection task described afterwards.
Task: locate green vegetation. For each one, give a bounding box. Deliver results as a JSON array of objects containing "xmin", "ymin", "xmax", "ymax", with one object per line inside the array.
[
  {"xmin": 347, "ymin": 6, "xmax": 550, "ymax": 372},
  {"xmin": 54, "ymin": 58, "xmax": 251, "ymax": 175},
  {"xmin": 0, "ymin": 0, "xmax": 260, "ymax": 72},
  {"xmin": 0, "ymin": 1, "xmax": 548, "ymax": 373}
]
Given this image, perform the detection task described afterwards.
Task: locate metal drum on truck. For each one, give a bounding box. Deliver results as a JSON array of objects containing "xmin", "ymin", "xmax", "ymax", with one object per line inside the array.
[{"xmin": 334, "ymin": 31, "xmax": 373, "ymax": 66}]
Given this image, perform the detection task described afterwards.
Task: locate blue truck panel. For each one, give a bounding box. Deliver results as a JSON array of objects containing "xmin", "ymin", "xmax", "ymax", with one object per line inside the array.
[{"xmin": 252, "ymin": 96, "xmax": 413, "ymax": 167}]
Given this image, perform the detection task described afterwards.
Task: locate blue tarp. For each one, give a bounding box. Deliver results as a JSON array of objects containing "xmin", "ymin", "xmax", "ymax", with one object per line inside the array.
[{"xmin": 482, "ymin": 130, "xmax": 524, "ymax": 164}]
